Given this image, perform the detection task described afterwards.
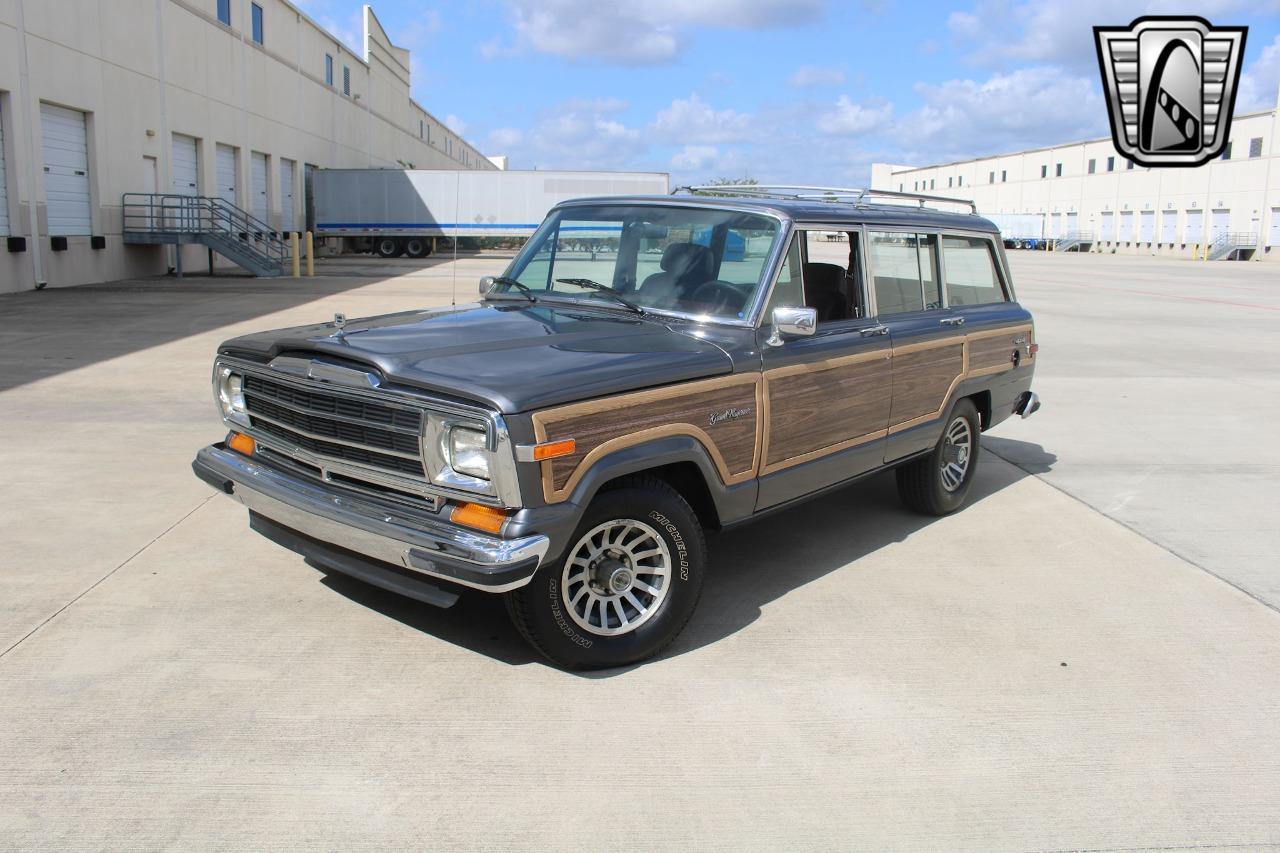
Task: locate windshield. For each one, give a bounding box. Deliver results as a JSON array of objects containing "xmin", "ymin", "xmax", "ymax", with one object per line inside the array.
[{"xmin": 495, "ymin": 204, "xmax": 783, "ymax": 322}]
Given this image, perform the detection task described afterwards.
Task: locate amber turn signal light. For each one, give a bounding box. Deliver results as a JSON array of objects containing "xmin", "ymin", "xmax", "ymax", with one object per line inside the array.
[
  {"xmin": 532, "ymin": 439, "xmax": 576, "ymax": 461},
  {"xmin": 450, "ymin": 501, "xmax": 510, "ymax": 534},
  {"xmin": 228, "ymin": 432, "xmax": 256, "ymax": 456}
]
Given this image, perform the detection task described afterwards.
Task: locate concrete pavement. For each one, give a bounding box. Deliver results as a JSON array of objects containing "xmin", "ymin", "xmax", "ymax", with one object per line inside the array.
[{"xmin": 1, "ymin": 253, "xmax": 1278, "ymax": 851}]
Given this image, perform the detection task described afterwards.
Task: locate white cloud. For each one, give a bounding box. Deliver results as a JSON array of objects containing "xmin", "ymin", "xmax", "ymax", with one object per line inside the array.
[
  {"xmin": 482, "ymin": 99, "xmax": 647, "ymax": 170},
  {"xmin": 816, "ymin": 97, "xmax": 893, "ymax": 136},
  {"xmin": 788, "ymin": 65, "xmax": 847, "ymax": 88},
  {"xmin": 948, "ymin": 0, "xmax": 1269, "ymax": 70},
  {"xmin": 1238, "ymin": 33, "xmax": 1280, "ymax": 112},
  {"xmin": 671, "ymin": 145, "xmax": 721, "ymax": 170},
  {"xmin": 486, "ymin": 128, "xmax": 525, "ymax": 151},
  {"xmin": 500, "ymin": 0, "xmax": 827, "ymax": 65},
  {"xmin": 650, "ymin": 94, "xmax": 754, "ymax": 144},
  {"xmin": 889, "ymin": 66, "xmax": 1107, "ymax": 162}
]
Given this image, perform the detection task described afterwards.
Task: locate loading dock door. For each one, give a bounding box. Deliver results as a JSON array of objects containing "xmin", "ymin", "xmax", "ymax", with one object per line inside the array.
[
  {"xmin": 280, "ymin": 158, "xmax": 296, "ymax": 232},
  {"xmin": 1050, "ymin": 213, "xmax": 1061, "ymax": 238},
  {"xmin": 1100, "ymin": 211, "xmax": 1114, "ymax": 240},
  {"xmin": 42, "ymin": 103, "xmax": 93, "ymax": 236},
  {"xmin": 216, "ymin": 144, "xmax": 237, "ymax": 206},
  {"xmin": 1211, "ymin": 209, "xmax": 1230, "ymax": 241},
  {"xmin": 1065, "ymin": 212, "xmax": 1077, "ymax": 234},
  {"xmin": 1185, "ymin": 210, "xmax": 1203, "ymax": 244},
  {"xmin": 0, "ymin": 102, "xmax": 9, "ymax": 235},
  {"xmin": 250, "ymin": 152, "xmax": 268, "ymax": 225},
  {"xmin": 1139, "ymin": 210, "xmax": 1154, "ymax": 243},
  {"xmin": 1118, "ymin": 211, "xmax": 1133, "ymax": 242},
  {"xmin": 171, "ymin": 133, "xmax": 198, "ymax": 196},
  {"xmin": 1161, "ymin": 212, "xmax": 1177, "ymax": 243},
  {"xmin": 1270, "ymin": 209, "xmax": 1280, "ymax": 247}
]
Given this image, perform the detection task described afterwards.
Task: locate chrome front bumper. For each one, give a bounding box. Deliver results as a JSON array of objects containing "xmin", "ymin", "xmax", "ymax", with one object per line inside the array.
[{"xmin": 193, "ymin": 444, "xmax": 549, "ymax": 594}]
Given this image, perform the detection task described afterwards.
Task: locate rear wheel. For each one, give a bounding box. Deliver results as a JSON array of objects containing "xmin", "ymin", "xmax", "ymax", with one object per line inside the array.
[
  {"xmin": 403, "ymin": 237, "xmax": 430, "ymax": 258},
  {"xmin": 896, "ymin": 398, "xmax": 981, "ymax": 516},
  {"xmin": 375, "ymin": 237, "xmax": 403, "ymax": 258},
  {"xmin": 505, "ymin": 476, "xmax": 706, "ymax": 670}
]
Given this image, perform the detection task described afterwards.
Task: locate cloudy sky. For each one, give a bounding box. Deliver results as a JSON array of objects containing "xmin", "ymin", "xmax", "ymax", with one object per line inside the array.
[{"xmin": 296, "ymin": 0, "xmax": 1280, "ymax": 185}]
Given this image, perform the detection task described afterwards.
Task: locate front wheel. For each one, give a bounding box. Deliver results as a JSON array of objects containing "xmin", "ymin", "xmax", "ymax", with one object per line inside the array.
[
  {"xmin": 505, "ymin": 476, "xmax": 706, "ymax": 669},
  {"xmin": 896, "ymin": 398, "xmax": 981, "ymax": 516}
]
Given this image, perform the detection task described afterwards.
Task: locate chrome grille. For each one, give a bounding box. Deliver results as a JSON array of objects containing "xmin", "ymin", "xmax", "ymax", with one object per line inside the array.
[{"xmin": 241, "ymin": 374, "xmax": 426, "ymax": 480}]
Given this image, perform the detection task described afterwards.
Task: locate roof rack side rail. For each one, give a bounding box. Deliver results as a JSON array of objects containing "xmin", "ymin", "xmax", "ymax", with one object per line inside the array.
[{"xmin": 672, "ymin": 184, "xmax": 978, "ymax": 214}]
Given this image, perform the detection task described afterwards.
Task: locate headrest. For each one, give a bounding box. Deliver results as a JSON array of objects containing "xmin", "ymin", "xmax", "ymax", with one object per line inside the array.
[
  {"xmin": 803, "ymin": 263, "xmax": 845, "ymax": 293},
  {"xmin": 660, "ymin": 243, "xmax": 715, "ymax": 279}
]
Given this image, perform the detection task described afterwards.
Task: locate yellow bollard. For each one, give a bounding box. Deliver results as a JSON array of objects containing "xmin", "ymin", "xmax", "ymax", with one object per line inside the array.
[
  {"xmin": 305, "ymin": 231, "xmax": 315, "ymax": 277},
  {"xmin": 290, "ymin": 232, "xmax": 301, "ymax": 278}
]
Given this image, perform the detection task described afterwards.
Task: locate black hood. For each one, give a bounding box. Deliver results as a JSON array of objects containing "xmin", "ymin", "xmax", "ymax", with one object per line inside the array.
[{"xmin": 218, "ymin": 302, "xmax": 736, "ymax": 412}]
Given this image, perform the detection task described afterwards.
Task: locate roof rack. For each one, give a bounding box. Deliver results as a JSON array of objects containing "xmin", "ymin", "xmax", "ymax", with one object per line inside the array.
[{"xmin": 671, "ymin": 184, "xmax": 978, "ymax": 215}]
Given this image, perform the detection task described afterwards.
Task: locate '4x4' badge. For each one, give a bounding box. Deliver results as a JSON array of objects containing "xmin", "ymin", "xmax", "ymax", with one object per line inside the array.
[{"xmin": 1094, "ymin": 16, "xmax": 1246, "ymax": 168}]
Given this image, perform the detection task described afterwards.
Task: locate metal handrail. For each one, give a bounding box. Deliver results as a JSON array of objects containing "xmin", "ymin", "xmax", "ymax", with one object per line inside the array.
[
  {"xmin": 1213, "ymin": 231, "xmax": 1257, "ymax": 247},
  {"xmin": 121, "ymin": 193, "xmax": 289, "ymax": 267},
  {"xmin": 672, "ymin": 184, "xmax": 979, "ymax": 214}
]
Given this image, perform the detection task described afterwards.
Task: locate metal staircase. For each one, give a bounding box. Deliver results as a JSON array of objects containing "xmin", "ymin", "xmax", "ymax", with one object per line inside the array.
[
  {"xmin": 1053, "ymin": 230, "xmax": 1094, "ymax": 252},
  {"xmin": 1207, "ymin": 231, "xmax": 1257, "ymax": 261},
  {"xmin": 122, "ymin": 193, "xmax": 288, "ymax": 277}
]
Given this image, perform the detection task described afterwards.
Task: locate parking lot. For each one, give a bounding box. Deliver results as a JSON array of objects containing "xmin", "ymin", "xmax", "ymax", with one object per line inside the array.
[{"xmin": 2, "ymin": 252, "xmax": 1278, "ymax": 851}]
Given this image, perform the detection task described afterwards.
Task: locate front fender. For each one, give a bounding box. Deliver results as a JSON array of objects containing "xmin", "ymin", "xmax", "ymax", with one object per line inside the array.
[{"xmin": 505, "ymin": 434, "xmax": 757, "ymax": 565}]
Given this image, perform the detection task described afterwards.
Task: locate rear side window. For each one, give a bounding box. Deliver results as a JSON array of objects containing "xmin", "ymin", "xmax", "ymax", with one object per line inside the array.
[
  {"xmin": 868, "ymin": 232, "xmax": 941, "ymax": 316},
  {"xmin": 942, "ymin": 235, "xmax": 1008, "ymax": 306}
]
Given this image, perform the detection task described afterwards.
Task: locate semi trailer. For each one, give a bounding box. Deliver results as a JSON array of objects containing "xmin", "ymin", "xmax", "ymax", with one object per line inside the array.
[
  {"xmin": 311, "ymin": 169, "xmax": 670, "ymax": 257},
  {"xmin": 984, "ymin": 213, "xmax": 1048, "ymax": 250}
]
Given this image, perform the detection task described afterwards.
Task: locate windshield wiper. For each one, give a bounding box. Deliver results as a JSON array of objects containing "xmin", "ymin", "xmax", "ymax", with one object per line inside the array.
[
  {"xmin": 555, "ymin": 278, "xmax": 645, "ymax": 315},
  {"xmin": 485, "ymin": 276, "xmax": 538, "ymax": 303}
]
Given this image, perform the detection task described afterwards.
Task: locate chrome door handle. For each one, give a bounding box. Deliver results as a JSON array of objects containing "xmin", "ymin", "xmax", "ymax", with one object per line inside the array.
[
  {"xmin": 940, "ymin": 317, "xmax": 966, "ymax": 326},
  {"xmin": 860, "ymin": 325, "xmax": 889, "ymax": 336}
]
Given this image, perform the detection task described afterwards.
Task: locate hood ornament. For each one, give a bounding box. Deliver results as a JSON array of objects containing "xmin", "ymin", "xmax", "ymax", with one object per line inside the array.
[{"xmin": 330, "ymin": 312, "xmax": 347, "ymax": 341}]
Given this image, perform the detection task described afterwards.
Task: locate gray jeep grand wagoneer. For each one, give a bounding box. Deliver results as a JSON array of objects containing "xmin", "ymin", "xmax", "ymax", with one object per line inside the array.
[{"xmin": 193, "ymin": 186, "xmax": 1039, "ymax": 669}]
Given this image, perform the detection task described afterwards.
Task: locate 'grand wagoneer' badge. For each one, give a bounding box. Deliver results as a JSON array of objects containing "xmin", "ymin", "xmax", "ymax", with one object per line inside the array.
[{"xmin": 709, "ymin": 407, "xmax": 752, "ymax": 427}]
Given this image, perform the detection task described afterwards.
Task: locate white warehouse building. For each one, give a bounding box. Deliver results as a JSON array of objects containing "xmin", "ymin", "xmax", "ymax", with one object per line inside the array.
[
  {"xmin": 0, "ymin": 0, "xmax": 495, "ymax": 294},
  {"xmin": 871, "ymin": 92, "xmax": 1280, "ymax": 262}
]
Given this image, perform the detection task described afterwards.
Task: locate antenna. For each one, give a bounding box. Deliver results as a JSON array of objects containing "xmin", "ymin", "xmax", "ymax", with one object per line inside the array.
[{"xmin": 451, "ymin": 170, "xmax": 460, "ymax": 307}]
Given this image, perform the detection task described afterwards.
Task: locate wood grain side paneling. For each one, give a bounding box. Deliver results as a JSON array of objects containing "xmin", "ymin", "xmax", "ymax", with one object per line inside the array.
[
  {"xmin": 887, "ymin": 341, "xmax": 965, "ymax": 429},
  {"xmin": 533, "ymin": 374, "xmax": 760, "ymax": 503},
  {"xmin": 967, "ymin": 325, "xmax": 1033, "ymax": 377},
  {"xmin": 762, "ymin": 351, "xmax": 892, "ymax": 473},
  {"xmin": 530, "ymin": 322, "xmax": 1034, "ymax": 502}
]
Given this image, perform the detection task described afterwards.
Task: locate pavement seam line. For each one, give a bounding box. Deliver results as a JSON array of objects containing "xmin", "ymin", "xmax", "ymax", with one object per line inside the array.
[
  {"xmin": 987, "ymin": 448, "xmax": 1280, "ymax": 618},
  {"xmin": 0, "ymin": 495, "xmax": 217, "ymax": 660}
]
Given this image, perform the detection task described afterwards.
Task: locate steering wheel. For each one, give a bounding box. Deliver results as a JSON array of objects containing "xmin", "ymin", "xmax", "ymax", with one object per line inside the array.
[{"xmin": 688, "ymin": 281, "xmax": 747, "ymax": 315}]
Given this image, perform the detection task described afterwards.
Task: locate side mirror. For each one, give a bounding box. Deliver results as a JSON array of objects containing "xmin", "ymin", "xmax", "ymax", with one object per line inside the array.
[
  {"xmin": 766, "ymin": 306, "xmax": 817, "ymax": 346},
  {"xmin": 479, "ymin": 275, "xmax": 495, "ymax": 296}
]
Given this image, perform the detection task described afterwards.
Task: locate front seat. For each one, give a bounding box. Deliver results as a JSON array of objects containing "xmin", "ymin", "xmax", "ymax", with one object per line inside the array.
[
  {"xmin": 639, "ymin": 243, "xmax": 715, "ymax": 309},
  {"xmin": 802, "ymin": 263, "xmax": 849, "ymax": 322}
]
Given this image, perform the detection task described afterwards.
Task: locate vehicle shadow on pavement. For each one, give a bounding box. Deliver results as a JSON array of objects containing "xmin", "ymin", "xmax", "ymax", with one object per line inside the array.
[
  {"xmin": 0, "ymin": 258, "xmax": 456, "ymax": 393},
  {"xmin": 984, "ymin": 436, "xmax": 1058, "ymax": 475},
  {"xmin": 312, "ymin": 450, "xmax": 1043, "ymax": 676}
]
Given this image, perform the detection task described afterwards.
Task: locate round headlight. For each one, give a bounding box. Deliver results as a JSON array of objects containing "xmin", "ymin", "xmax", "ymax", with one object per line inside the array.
[{"xmin": 448, "ymin": 427, "xmax": 490, "ymax": 481}]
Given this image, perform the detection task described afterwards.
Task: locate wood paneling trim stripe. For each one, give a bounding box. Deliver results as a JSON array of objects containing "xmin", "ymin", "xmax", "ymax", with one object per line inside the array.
[{"xmin": 532, "ymin": 373, "xmax": 761, "ymax": 503}]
